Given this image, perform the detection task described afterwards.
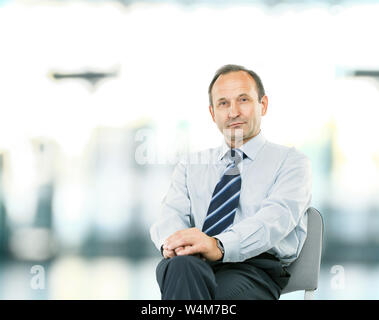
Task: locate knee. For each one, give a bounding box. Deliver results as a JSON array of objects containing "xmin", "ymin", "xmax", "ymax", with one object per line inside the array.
[
  {"xmin": 166, "ymin": 255, "xmax": 201, "ymax": 272},
  {"xmin": 158, "ymin": 255, "xmax": 209, "ymax": 278},
  {"xmin": 156, "ymin": 255, "xmax": 196, "ymax": 272},
  {"xmin": 156, "ymin": 255, "xmax": 213, "ymax": 284},
  {"xmin": 156, "ymin": 256, "xmax": 217, "ymax": 299}
]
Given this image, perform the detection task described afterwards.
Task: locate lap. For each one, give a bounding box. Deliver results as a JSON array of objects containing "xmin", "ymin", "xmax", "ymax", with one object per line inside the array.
[
  {"xmin": 156, "ymin": 254, "xmax": 290, "ymax": 300},
  {"xmin": 210, "ymin": 257, "xmax": 286, "ymax": 300}
]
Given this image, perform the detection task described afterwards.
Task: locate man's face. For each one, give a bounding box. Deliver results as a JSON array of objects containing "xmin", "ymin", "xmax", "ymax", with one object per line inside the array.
[{"xmin": 209, "ymin": 71, "xmax": 268, "ymax": 147}]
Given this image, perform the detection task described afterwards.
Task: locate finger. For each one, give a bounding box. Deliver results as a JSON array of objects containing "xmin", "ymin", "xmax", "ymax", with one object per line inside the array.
[
  {"xmin": 166, "ymin": 237, "xmax": 191, "ymax": 251},
  {"xmin": 176, "ymin": 245, "xmax": 199, "ymax": 256},
  {"xmin": 164, "ymin": 251, "xmax": 175, "ymax": 259},
  {"xmin": 166, "ymin": 230, "xmax": 202, "ymax": 250},
  {"xmin": 165, "ymin": 231, "xmax": 188, "ymax": 248},
  {"xmin": 175, "ymin": 245, "xmax": 193, "ymax": 255},
  {"xmin": 174, "ymin": 246, "xmax": 185, "ymax": 254},
  {"xmin": 163, "ymin": 249, "xmax": 176, "ymax": 259}
]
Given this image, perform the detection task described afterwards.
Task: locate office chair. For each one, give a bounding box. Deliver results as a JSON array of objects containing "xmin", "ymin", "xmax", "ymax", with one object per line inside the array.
[{"xmin": 281, "ymin": 207, "xmax": 324, "ymax": 300}]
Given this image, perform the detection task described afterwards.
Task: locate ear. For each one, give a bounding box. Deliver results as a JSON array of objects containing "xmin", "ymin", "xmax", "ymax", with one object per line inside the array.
[
  {"xmin": 209, "ymin": 105, "xmax": 216, "ymax": 122},
  {"xmin": 260, "ymin": 95, "xmax": 268, "ymax": 116}
]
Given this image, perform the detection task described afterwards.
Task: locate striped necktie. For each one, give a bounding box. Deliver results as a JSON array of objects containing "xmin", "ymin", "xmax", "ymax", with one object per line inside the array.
[{"xmin": 202, "ymin": 149, "xmax": 244, "ymax": 237}]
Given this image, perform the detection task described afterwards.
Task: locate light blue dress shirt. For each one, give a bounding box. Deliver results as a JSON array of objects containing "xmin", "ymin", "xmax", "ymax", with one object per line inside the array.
[{"xmin": 150, "ymin": 131, "xmax": 312, "ymax": 266}]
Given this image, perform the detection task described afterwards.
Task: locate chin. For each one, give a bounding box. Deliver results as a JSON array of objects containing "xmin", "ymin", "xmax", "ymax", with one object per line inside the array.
[{"xmin": 226, "ymin": 136, "xmax": 245, "ymax": 147}]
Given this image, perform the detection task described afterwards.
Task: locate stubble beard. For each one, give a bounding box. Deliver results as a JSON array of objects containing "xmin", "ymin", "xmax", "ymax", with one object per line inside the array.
[{"xmin": 223, "ymin": 128, "xmax": 245, "ymax": 148}]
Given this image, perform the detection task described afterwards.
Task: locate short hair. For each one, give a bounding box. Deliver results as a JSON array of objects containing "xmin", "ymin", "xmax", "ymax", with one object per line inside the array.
[{"xmin": 208, "ymin": 64, "xmax": 266, "ymax": 107}]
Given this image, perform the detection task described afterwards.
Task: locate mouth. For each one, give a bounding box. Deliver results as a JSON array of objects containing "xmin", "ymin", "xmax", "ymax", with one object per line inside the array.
[{"xmin": 228, "ymin": 122, "xmax": 245, "ymax": 128}]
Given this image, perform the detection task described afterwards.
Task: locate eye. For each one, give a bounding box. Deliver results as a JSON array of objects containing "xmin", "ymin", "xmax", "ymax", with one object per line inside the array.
[
  {"xmin": 218, "ymin": 101, "xmax": 227, "ymax": 107},
  {"xmin": 240, "ymin": 97, "xmax": 249, "ymax": 102}
]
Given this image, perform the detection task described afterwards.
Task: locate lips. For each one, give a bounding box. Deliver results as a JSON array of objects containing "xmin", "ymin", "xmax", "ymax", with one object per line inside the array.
[{"xmin": 228, "ymin": 122, "xmax": 245, "ymax": 127}]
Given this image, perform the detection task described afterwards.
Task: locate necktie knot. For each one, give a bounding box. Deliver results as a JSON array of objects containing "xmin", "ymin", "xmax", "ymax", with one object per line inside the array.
[{"xmin": 226, "ymin": 148, "xmax": 244, "ymax": 170}]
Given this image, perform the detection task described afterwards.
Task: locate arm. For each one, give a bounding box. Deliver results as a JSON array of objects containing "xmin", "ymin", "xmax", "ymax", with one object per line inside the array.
[
  {"xmin": 150, "ymin": 157, "xmax": 192, "ymax": 254},
  {"xmin": 215, "ymin": 148, "xmax": 312, "ymax": 262},
  {"xmin": 151, "ymin": 157, "xmax": 224, "ymax": 261}
]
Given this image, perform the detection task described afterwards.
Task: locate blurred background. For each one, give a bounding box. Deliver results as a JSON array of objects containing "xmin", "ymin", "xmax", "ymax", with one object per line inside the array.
[{"xmin": 0, "ymin": 0, "xmax": 379, "ymax": 300}]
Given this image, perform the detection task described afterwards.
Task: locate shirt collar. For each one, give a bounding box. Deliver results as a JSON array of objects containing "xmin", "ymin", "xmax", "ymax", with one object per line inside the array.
[{"xmin": 217, "ymin": 130, "xmax": 267, "ymax": 162}]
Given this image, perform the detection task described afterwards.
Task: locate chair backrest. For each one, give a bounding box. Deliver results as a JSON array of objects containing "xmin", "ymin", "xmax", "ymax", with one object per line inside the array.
[{"xmin": 281, "ymin": 207, "xmax": 324, "ymax": 294}]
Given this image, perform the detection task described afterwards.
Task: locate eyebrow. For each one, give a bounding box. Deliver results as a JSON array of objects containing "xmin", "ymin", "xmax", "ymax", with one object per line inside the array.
[
  {"xmin": 216, "ymin": 97, "xmax": 227, "ymax": 103},
  {"xmin": 216, "ymin": 93, "xmax": 251, "ymax": 103},
  {"xmin": 237, "ymin": 93, "xmax": 250, "ymax": 98}
]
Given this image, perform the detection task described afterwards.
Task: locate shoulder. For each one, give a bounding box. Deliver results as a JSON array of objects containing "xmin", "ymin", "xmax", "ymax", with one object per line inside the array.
[
  {"xmin": 178, "ymin": 146, "xmax": 221, "ymax": 166},
  {"xmin": 265, "ymin": 141, "xmax": 309, "ymax": 158},
  {"xmin": 263, "ymin": 141, "xmax": 311, "ymax": 168}
]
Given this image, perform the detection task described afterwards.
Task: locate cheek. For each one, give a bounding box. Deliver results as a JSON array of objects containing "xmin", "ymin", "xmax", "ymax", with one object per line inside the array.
[
  {"xmin": 247, "ymin": 106, "xmax": 261, "ymax": 120},
  {"xmin": 216, "ymin": 119, "xmax": 226, "ymax": 131},
  {"xmin": 244, "ymin": 109, "xmax": 260, "ymax": 128},
  {"xmin": 214, "ymin": 113, "xmax": 227, "ymax": 125}
]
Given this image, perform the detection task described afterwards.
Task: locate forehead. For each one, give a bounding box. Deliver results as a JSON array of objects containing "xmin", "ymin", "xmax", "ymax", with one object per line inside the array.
[{"xmin": 212, "ymin": 71, "xmax": 258, "ymax": 100}]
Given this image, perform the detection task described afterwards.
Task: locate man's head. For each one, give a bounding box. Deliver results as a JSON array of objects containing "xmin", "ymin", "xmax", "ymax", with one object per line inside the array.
[{"xmin": 208, "ymin": 64, "xmax": 268, "ymax": 148}]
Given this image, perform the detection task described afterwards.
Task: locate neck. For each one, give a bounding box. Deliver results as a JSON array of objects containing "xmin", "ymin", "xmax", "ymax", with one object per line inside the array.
[{"xmin": 225, "ymin": 130, "xmax": 261, "ymax": 148}]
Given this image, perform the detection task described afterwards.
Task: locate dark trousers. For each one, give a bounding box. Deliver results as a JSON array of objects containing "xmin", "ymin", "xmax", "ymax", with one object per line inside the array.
[{"xmin": 156, "ymin": 253, "xmax": 290, "ymax": 300}]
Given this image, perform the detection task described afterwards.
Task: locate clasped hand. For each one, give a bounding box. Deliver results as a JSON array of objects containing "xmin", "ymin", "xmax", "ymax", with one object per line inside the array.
[{"xmin": 162, "ymin": 227, "xmax": 222, "ymax": 261}]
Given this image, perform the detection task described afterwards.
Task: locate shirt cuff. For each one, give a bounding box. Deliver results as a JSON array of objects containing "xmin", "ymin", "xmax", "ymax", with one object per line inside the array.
[
  {"xmin": 214, "ymin": 230, "xmax": 240, "ymax": 262},
  {"xmin": 160, "ymin": 245, "xmax": 164, "ymax": 257}
]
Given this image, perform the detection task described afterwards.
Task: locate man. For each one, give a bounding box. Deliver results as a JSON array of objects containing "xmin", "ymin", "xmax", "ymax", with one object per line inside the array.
[{"xmin": 150, "ymin": 64, "xmax": 312, "ymax": 300}]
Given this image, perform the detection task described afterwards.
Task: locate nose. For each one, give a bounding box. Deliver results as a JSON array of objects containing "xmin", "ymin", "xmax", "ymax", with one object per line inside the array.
[{"xmin": 228, "ymin": 100, "xmax": 240, "ymax": 118}]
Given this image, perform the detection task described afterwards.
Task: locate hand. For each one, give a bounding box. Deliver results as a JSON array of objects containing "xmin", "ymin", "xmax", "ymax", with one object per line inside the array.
[
  {"xmin": 163, "ymin": 228, "xmax": 223, "ymax": 261},
  {"xmin": 162, "ymin": 248, "xmax": 176, "ymax": 259},
  {"xmin": 162, "ymin": 246, "xmax": 189, "ymax": 259},
  {"xmin": 174, "ymin": 245, "xmax": 203, "ymax": 259}
]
